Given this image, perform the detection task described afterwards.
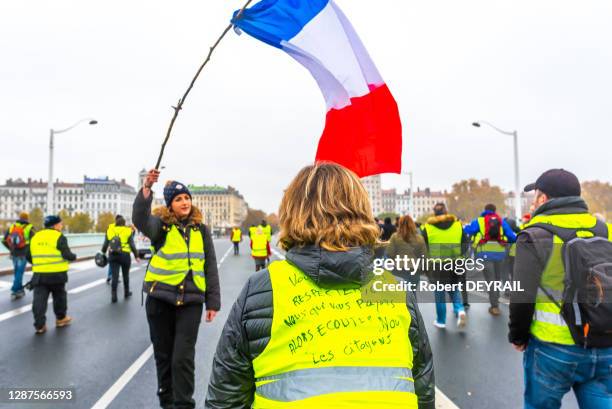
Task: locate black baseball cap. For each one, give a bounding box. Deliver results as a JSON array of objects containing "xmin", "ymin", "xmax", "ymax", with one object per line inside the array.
[{"xmin": 524, "ymin": 169, "xmax": 581, "ymax": 197}]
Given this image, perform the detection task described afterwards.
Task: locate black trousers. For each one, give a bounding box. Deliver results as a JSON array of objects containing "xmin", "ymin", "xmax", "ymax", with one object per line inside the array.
[
  {"xmin": 33, "ymin": 283, "xmax": 67, "ymax": 329},
  {"xmin": 146, "ymin": 296, "xmax": 203, "ymax": 409},
  {"xmin": 109, "ymin": 253, "xmax": 131, "ymax": 293},
  {"xmin": 232, "ymin": 242, "xmax": 240, "ymax": 255}
]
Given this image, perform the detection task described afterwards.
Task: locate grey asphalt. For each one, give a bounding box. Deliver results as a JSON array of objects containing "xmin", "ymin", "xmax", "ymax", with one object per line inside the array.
[{"xmin": 0, "ymin": 240, "xmax": 579, "ymax": 409}]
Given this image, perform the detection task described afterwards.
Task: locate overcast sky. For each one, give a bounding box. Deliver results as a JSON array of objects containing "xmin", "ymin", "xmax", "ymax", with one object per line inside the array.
[{"xmin": 1, "ymin": 0, "xmax": 611, "ymax": 213}]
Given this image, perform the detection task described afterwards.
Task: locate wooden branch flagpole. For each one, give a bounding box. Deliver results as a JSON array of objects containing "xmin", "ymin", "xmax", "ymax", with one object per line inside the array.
[{"xmin": 155, "ymin": 0, "xmax": 254, "ymax": 169}]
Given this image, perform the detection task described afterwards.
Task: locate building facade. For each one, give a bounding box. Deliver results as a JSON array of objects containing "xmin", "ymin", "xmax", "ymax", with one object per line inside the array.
[
  {"xmin": 381, "ymin": 188, "xmax": 397, "ymax": 214},
  {"xmin": 188, "ymin": 185, "xmax": 248, "ymax": 231},
  {"xmin": 0, "ymin": 177, "xmax": 136, "ymax": 224},
  {"xmin": 412, "ymin": 188, "xmax": 447, "ymax": 221},
  {"xmin": 83, "ymin": 177, "xmax": 137, "ymax": 223},
  {"xmin": 395, "ymin": 190, "xmax": 411, "ymax": 216},
  {"xmin": 361, "ymin": 175, "xmax": 382, "ymax": 216}
]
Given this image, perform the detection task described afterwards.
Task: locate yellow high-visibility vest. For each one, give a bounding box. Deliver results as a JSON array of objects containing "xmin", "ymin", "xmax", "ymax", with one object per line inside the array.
[
  {"xmin": 523, "ymin": 213, "xmax": 603, "ymax": 345},
  {"xmin": 423, "ymin": 221, "xmax": 463, "ymax": 259},
  {"xmin": 231, "ymin": 228, "xmax": 242, "ymax": 242},
  {"xmin": 261, "ymin": 224, "xmax": 272, "ymax": 241},
  {"xmin": 145, "ymin": 225, "xmax": 206, "ymax": 298},
  {"xmin": 251, "ymin": 260, "xmax": 417, "ymax": 408},
  {"xmin": 251, "ymin": 231, "xmax": 268, "ymax": 258},
  {"xmin": 106, "ymin": 224, "xmax": 133, "ymax": 253},
  {"xmin": 30, "ymin": 229, "xmax": 69, "ymax": 273}
]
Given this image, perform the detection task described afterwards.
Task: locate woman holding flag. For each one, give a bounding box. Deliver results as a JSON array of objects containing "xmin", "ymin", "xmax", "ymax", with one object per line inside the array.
[{"xmin": 133, "ymin": 169, "xmax": 220, "ymax": 409}]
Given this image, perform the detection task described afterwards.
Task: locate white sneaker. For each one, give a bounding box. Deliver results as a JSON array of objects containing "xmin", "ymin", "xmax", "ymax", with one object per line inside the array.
[
  {"xmin": 433, "ymin": 321, "xmax": 446, "ymax": 329},
  {"xmin": 457, "ymin": 311, "xmax": 467, "ymax": 328}
]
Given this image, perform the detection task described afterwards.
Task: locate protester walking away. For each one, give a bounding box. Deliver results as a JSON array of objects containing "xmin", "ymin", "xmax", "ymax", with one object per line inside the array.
[
  {"xmin": 386, "ymin": 215, "xmax": 427, "ymax": 290},
  {"xmin": 230, "ymin": 226, "xmax": 242, "ymax": 255},
  {"xmin": 260, "ymin": 219, "xmax": 272, "ymax": 263},
  {"xmin": 250, "ymin": 225, "xmax": 270, "ymax": 272},
  {"xmin": 26, "ymin": 215, "xmax": 75, "ymax": 334},
  {"xmin": 101, "ymin": 215, "xmax": 139, "ymax": 303},
  {"xmin": 206, "ymin": 163, "xmax": 435, "ymax": 409},
  {"xmin": 380, "ymin": 216, "xmax": 397, "ymax": 241},
  {"xmin": 508, "ymin": 168, "xmax": 612, "ymax": 409},
  {"xmin": 464, "ymin": 203, "xmax": 517, "ymax": 316},
  {"xmin": 133, "ymin": 169, "xmax": 220, "ymax": 409},
  {"xmin": 421, "ymin": 203, "xmax": 469, "ymax": 329},
  {"xmin": 2, "ymin": 212, "xmax": 35, "ymax": 300}
]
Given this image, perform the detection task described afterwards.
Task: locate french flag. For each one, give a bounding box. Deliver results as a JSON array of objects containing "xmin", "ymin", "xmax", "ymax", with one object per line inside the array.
[{"xmin": 233, "ymin": 0, "xmax": 402, "ymax": 177}]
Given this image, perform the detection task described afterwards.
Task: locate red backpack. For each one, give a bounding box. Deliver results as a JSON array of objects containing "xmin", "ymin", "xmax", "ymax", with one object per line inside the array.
[
  {"xmin": 7, "ymin": 223, "xmax": 28, "ymax": 250},
  {"xmin": 480, "ymin": 213, "xmax": 506, "ymax": 244}
]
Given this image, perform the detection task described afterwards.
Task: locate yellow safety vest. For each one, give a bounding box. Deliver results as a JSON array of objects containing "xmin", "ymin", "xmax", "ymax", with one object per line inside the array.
[
  {"xmin": 261, "ymin": 224, "xmax": 272, "ymax": 241},
  {"xmin": 231, "ymin": 228, "xmax": 242, "ymax": 242},
  {"xmin": 251, "ymin": 231, "xmax": 268, "ymax": 258},
  {"xmin": 252, "ymin": 260, "xmax": 416, "ymax": 408},
  {"xmin": 106, "ymin": 224, "xmax": 133, "ymax": 253},
  {"xmin": 473, "ymin": 216, "xmax": 508, "ymax": 254},
  {"xmin": 30, "ymin": 229, "xmax": 70, "ymax": 273},
  {"xmin": 524, "ymin": 213, "xmax": 602, "ymax": 345},
  {"xmin": 423, "ymin": 221, "xmax": 463, "ymax": 259},
  {"xmin": 145, "ymin": 225, "xmax": 206, "ymax": 297}
]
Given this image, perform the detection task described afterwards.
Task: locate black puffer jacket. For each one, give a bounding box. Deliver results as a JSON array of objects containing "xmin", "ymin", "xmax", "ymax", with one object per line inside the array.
[{"xmin": 205, "ymin": 245, "xmax": 435, "ymax": 409}]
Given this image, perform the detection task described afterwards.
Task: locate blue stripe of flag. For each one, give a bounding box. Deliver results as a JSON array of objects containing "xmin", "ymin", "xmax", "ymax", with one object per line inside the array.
[{"xmin": 232, "ymin": 0, "xmax": 329, "ymax": 48}]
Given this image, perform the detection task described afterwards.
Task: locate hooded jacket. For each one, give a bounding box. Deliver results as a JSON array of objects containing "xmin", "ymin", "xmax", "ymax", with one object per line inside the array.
[
  {"xmin": 508, "ymin": 197, "xmax": 589, "ymax": 345},
  {"xmin": 132, "ymin": 189, "xmax": 220, "ymax": 310},
  {"xmin": 205, "ymin": 245, "xmax": 435, "ymax": 409}
]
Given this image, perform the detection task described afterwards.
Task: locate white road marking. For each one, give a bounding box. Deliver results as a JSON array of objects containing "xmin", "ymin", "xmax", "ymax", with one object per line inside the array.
[
  {"xmin": 0, "ymin": 281, "xmax": 12, "ymax": 289},
  {"xmin": 436, "ymin": 386, "xmax": 461, "ymax": 409},
  {"xmin": 0, "ymin": 268, "xmax": 147, "ymax": 322},
  {"xmin": 90, "ymin": 345, "xmax": 154, "ymax": 409},
  {"xmin": 216, "ymin": 245, "xmax": 233, "ymax": 268},
  {"xmin": 0, "ymin": 304, "xmax": 33, "ymax": 322},
  {"xmin": 90, "ymin": 244, "xmax": 234, "ymax": 409},
  {"xmin": 68, "ymin": 279, "xmax": 107, "ymax": 294}
]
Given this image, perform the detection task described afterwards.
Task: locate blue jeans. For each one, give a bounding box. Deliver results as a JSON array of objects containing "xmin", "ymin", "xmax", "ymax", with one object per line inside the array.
[
  {"xmin": 434, "ymin": 290, "xmax": 464, "ymax": 324},
  {"xmin": 11, "ymin": 256, "xmax": 27, "ymax": 293},
  {"xmin": 524, "ymin": 337, "xmax": 612, "ymax": 409}
]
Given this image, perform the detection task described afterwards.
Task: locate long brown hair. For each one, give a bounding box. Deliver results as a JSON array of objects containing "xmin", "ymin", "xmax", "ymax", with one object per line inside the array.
[
  {"xmin": 397, "ymin": 215, "xmax": 418, "ymax": 242},
  {"xmin": 278, "ymin": 163, "xmax": 380, "ymax": 251}
]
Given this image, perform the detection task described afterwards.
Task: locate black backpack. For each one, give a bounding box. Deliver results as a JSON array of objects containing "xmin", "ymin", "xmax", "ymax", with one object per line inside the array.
[
  {"xmin": 531, "ymin": 220, "xmax": 612, "ymax": 348},
  {"xmin": 109, "ymin": 235, "xmax": 122, "ymax": 254}
]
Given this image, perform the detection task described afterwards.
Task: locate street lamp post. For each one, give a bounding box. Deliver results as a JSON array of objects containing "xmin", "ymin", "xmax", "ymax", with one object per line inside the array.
[
  {"xmin": 472, "ymin": 121, "xmax": 521, "ymax": 221},
  {"xmin": 47, "ymin": 119, "xmax": 97, "ymax": 215}
]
